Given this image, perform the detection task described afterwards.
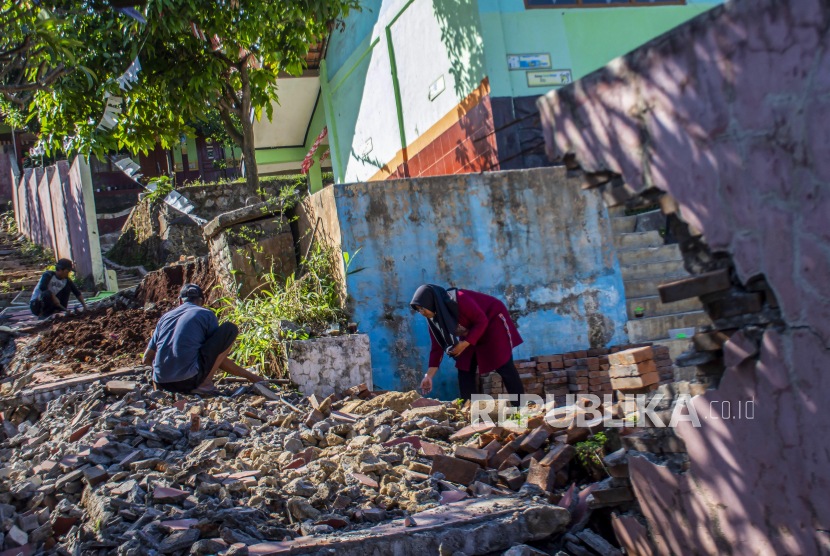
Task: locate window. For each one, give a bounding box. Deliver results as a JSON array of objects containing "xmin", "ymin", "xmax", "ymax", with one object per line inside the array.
[{"xmin": 526, "ymin": 0, "xmax": 684, "ymax": 7}]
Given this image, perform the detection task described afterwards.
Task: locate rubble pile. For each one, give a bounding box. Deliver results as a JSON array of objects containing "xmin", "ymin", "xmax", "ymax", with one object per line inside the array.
[{"xmin": 0, "ymin": 365, "xmax": 635, "ymax": 556}]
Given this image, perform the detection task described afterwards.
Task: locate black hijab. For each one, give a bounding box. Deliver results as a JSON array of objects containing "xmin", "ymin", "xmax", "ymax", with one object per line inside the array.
[{"xmin": 410, "ymin": 284, "xmax": 460, "ymax": 350}]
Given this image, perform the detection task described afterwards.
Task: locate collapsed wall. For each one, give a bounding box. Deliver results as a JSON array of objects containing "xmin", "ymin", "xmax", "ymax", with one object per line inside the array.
[
  {"xmin": 107, "ymin": 177, "xmax": 304, "ymax": 269},
  {"xmin": 536, "ymin": 0, "xmax": 830, "ymax": 554}
]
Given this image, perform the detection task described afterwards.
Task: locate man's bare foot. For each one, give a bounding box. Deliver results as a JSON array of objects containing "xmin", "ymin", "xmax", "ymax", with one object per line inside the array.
[{"xmin": 193, "ymin": 379, "xmax": 216, "ymax": 393}]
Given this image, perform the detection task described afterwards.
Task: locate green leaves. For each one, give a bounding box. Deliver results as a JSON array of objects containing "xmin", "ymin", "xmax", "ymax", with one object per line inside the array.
[{"xmin": 215, "ymin": 239, "xmax": 346, "ymax": 377}]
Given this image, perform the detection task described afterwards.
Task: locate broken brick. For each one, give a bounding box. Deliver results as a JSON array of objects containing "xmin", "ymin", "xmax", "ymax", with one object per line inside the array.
[{"xmin": 429, "ymin": 455, "xmax": 479, "ymax": 486}]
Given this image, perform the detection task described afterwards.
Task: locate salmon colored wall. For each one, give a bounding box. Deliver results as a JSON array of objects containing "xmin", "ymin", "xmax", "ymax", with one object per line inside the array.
[{"xmin": 386, "ymin": 94, "xmax": 499, "ymax": 180}]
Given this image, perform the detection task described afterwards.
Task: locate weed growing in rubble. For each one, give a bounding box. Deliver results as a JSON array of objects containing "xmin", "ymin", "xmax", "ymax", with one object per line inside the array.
[
  {"xmin": 215, "ymin": 241, "xmax": 345, "ymax": 377},
  {"xmin": 0, "ymin": 210, "xmax": 18, "ymax": 235},
  {"xmin": 575, "ymin": 431, "xmax": 608, "ymax": 471}
]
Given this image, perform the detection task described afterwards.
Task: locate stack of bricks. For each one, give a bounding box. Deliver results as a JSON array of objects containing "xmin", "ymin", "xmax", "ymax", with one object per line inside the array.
[
  {"xmin": 478, "ymin": 343, "xmax": 662, "ymax": 400},
  {"xmin": 516, "ymin": 360, "xmax": 543, "ymax": 396},
  {"xmin": 534, "ymin": 354, "xmax": 568, "ymax": 401},
  {"xmin": 653, "ymin": 345, "xmax": 674, "ymax": 384},
  {"xmin": 608, "ymin": 346, "xmax": 661, "ymax": 394},
  {"xmin": 563, "ymin": 349, "xmax": 589, "ymax": 396}
]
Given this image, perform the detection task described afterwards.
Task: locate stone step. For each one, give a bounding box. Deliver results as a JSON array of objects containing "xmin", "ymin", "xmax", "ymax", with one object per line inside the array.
[
  {"xmin": 650, "ymin": 337, "xmax": 693, "ymax": 362},
  {"xmin": 613, "ymin": 231, "xmax": 663, "ymax": 250},
  {"xmin": 621, "ymin": 260, "xmax": 687, "ymax": 281},
  {"xmin": 624, "ymin": 275, "xmax": 688, "ymax": 299},
  {"xmin": 611, "ymin": 215, "xmax": 637, "ymax": 234},
  {"xmin": 626, "ymin": 295, "xmax": 703, "ymax": 319},
  {"xmin": 607, "ymin": 206, "xmax": 627, "ymax": 218},
  {"xmin": 627, "ymin": 310, "xmax": 712, "ymax": 343},
  {"xmin": 617, "ymin": 244, "xmax": 682, "ymax": 267},
  {"xmin": 623, "ymin": 270, "xmax": 688, "ymax": 299}
]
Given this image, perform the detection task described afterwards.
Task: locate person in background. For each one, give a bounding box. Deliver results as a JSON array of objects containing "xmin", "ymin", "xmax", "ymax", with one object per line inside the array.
[
  {"xmin": 30, "ymin": 259, "xmax": 87, "ymax": 318},
  {"xmin": 143, "ymin": 283, "xmax": 264, "ymax": 395},
  {"xmin": 410, "ymin": 284, "xmax": 525, "ymax": 401}
]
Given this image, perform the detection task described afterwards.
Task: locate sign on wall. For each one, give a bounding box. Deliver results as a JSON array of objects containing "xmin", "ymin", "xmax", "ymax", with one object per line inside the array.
[
  {"xmin": 527, "ymin": 69, "xmax": 573, "ymax": 87},
  {"xmin": 507, "ymin": 53, "xmax": 552, "ymax": 70},
  {"xmin": 429, "ymin": 75, "xmax": 445, "ymax": 101}
]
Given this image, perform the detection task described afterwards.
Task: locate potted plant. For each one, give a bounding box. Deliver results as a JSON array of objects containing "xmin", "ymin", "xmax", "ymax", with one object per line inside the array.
[{"xmin": 634, "ymin": 306, "xmax": 645, "ymax": 318}]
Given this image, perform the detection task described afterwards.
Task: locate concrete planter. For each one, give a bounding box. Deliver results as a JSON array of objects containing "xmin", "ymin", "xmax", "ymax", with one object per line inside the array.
[{"xmin": 287, "ymin": 334, "xmax": 372, "ymax": 398}]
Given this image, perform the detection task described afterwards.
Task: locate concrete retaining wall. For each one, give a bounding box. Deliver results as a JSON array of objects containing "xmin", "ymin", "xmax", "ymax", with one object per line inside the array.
[
  {"xmin": 287, "ymin": 335, "xmax": 372, "ymax": 398},
  {"xmin": 303, "ymin": 166, "xmax": 628, "ymax": 400}
]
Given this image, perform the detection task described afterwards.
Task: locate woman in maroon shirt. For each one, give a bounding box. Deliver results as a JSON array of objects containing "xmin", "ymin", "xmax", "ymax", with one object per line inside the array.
[{"xmin": 410, "ymin": 284, "xmax": 525, "ymax": 400}]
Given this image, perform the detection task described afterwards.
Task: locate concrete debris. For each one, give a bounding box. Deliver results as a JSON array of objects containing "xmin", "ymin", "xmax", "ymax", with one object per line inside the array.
[{"xmin": 0, "ymin": 365, "xmax": 597, "ymax": 556}]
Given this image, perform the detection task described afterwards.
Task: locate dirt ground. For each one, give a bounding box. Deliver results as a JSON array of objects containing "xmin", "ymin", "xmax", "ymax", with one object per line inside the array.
[
  {"xmin": 32, "ymin": 303, "xmax": 175, "ymax": 366},
  {"xmin": 135, "ymin": 257, "xmax": 222, "ymax": 305},
  {"xmin": 30, "ymin": 257, "xmax": 222, "ymax": 366}
]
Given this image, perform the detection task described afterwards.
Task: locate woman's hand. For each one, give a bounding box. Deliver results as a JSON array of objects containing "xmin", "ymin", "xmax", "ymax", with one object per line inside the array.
[
  {"xmin": 420, "ymin": 374, "xmax": 433, "ymax": 395},
  {"xmin": 450, "ymin": 341, "xmax": 470, "ymax": 357}
]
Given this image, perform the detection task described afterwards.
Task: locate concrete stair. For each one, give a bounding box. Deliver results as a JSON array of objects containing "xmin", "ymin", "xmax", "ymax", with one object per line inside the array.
[
  {"xmin": 611, "ymin": 209, "xmax": 711, "ymax": 357},
  {"xmin": 627, "ymin": 310, "xmax": 712, "ymax": 343},
  {"xmin": 621, "ymin": 260, "xmax": 687, "ymax": 281},
  {"xmin": 613, "ymin": 231, "xmax": 662, "ymax": 250},
  {"xmin": 624, "ymin": 275, "xmax": 687, "ymax": 299},
  {"xmin": 626, "ymin": 295, "xmax": 701, "ymax": 319},
  {"xmin": 617, "ymin": 244, "xmax": 682, "ymax": 266}
]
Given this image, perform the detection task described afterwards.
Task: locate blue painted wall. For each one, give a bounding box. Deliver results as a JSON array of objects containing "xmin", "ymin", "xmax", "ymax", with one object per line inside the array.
[{"xmin": 327, "ymin": 167, "xmax": 628, "ymax": 399}]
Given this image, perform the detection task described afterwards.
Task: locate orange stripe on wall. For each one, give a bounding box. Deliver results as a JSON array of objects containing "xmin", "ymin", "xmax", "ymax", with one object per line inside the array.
[{"xmin": 368, "ymin": 77, "xmax": 491, "ymax": 182}]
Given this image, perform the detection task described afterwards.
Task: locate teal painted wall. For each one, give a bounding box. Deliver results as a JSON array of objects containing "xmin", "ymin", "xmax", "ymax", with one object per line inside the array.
[
  {"xmin": 319, "ymin": 0, "xmax": 725, "ymax": 182},
  {"xmin": 480, "ymin": 3, "xmax": 724, "ymax": 100},
  {"xmin": 563, "ymin": 5, "xmax": 719, "ymax": 80}
]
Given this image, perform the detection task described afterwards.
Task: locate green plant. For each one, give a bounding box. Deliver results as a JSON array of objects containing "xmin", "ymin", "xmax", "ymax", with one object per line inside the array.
[
  {"xmin": 343, "ymin": 249, "xmax": 366, "ymax": 276},
  {"xmin": 0, "ymin": 210, "xmax": 18, "ymax": 235},
  {"xmin": 215, "ymin": 241, "xmax": 345, "ymax": 377},
  {"xmin": 144, "ymin": 175, "xmax": 174, "ymax": 205},
  {"xmin": 575, "ymin": 431, "xmax": 608, "ymax": 468}
]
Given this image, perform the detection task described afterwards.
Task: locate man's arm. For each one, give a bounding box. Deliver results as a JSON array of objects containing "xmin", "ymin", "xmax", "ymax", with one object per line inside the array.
[
  {"xmin": 143, "ymin": 330, "xmax": 158, "ymax": 366},
  {"xmin": 68, "ymin": 280, "xmax": 86, "ymax": 310},
  {"xmin": 51, "ymin": 292, "xmax": 66, "ymax": 311}
]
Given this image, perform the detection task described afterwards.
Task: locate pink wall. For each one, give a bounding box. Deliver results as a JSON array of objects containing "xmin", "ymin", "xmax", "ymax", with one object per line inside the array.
[
  {"xmin": 537, "ymin": 0, "xmax": 830, "ymax": 554},
  {"xmin": 10, "ymin": 159, "xmax": 100, "ymax": 282},
  {"xmin": 49, "ymin": 161, "xmax": 73, "ymax": 262}
]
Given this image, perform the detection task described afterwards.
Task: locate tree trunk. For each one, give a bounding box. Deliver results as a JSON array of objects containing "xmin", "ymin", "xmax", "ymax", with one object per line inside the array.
[{"xmin": 239, "ymin": 61, "xmax": 259, "ymax": 190}]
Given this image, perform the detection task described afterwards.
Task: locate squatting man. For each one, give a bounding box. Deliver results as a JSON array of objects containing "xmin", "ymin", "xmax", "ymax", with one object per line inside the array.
[{"xmin": 143, "ymin": 283, "xmax": 264, "ymax": 395}]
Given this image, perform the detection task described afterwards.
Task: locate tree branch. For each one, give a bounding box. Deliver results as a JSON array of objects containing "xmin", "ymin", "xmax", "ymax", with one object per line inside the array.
[{"xmin": 217, "ymin": 104, "xmax": 243, "ymax": 148}]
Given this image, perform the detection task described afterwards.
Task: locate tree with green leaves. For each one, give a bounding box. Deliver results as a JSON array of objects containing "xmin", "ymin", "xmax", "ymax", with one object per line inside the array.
[
  {"xmin": 30, "ymin": 0, "xmax": 361, "ymax": 188},
  {"xmin": 1, "ymin": 0, "xmax": 148, "ymax": 124}
]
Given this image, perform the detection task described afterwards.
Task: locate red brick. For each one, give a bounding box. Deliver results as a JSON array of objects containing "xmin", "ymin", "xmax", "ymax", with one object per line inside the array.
[
  {"xmin": 526, "ymin": 460, "xmax": 557, "ymax": 491},
  {"xmin": 608, "ymin": 347, "xmax": 654, "ymax": 366},
  {"xmin": 352, "ymin": 473, "xmax": 378, "ymax": 489},
  {"xmin": 610, "ymin": 372, "xmax": 660, "ymax": 390},
  {"xmin": 69, "ymin": 424, "xmax": 92, "ymax": 443},
  {"xmin": 545, "ymin": 387, "xmax": 569, "ymax": 397},
  {"xmin": 519, "ymin": 426, "xmax": 551, "ymax": 452},
  {"xmin": 430, "ymin": 455, "xmax": 479, "ymax": 485},
  {"xmin": 539, "ymin": 443, "xmax": 575, "ymax": 470},
  {"xmin": 496, "ymin": 451, "xmax": 521, "ymax": 471},
  {"xmin": 533, "ymin": 354, "xmax": 563, "ymax": 363},
  {"xmin": 609, "ymin": 360, "xmax": 657, "ymax": 378}
]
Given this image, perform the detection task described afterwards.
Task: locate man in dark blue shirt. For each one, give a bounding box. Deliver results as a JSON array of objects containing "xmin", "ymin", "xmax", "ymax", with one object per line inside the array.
[
  {"xmin": 30, "ymin": 259, "xmax": 87, "ymax": 318},
  {"xmin": 142, "ymin": 283, "xmax": 263, "ymax": 394}
]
